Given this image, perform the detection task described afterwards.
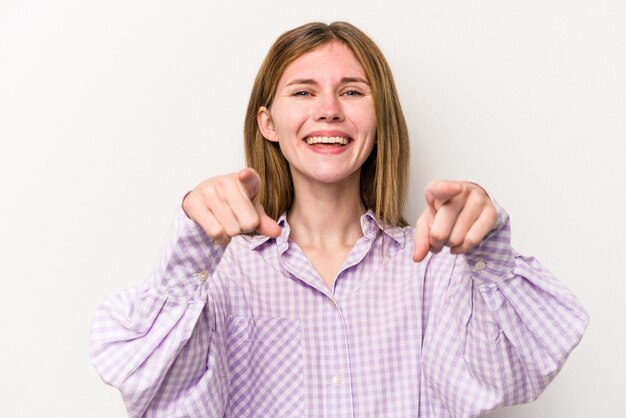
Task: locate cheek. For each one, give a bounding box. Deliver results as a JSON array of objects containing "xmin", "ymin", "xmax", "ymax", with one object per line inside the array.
[
  {"xmin": 352, "ymin": 103, "xmax": 377, "ymax": 132},
  {"xmin": 358, "ymin": 116, "xmax": 377, "ymax": 141},
  {"xmin": 271, "ymin": 104, "xmax": 310, "ymax": 137}
]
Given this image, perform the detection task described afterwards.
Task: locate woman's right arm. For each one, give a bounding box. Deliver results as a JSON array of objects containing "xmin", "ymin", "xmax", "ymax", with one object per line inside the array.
[
  {"xmin": 89, "ymin": 209, "xmax": 228, "ymax": 418},
  {"xmin": 89, "ymin": 168, "xmax": 280, "ymax": 417}
]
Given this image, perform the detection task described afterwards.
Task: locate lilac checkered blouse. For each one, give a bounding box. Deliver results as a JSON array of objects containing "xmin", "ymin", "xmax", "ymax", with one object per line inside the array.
[{"xmin": 90, "ymin": 205, "xmax": 588, "ymax": 417}]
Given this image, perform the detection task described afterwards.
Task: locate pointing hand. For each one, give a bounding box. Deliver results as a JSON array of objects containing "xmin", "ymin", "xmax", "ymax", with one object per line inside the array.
[
  {"xmin": 183, "ymin": 168, "xmax": 282, "ymax": 245},
  {"xmin": 413, "ymin": 180, "xmax": 497, "ymax": 262}
]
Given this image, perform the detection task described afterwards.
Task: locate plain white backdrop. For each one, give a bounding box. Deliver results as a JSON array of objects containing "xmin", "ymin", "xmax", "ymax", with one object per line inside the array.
[{"xmin": 1, "ymin": 0, "xmax": 624, "ymax": 416}]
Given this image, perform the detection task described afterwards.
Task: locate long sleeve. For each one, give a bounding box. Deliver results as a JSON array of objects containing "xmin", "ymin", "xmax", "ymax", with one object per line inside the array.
[
  {"xmin": 89, "ymin": 209, "xmax": 229, "ymax": 418},
  {"xmin": 421, "ymin": 204, "xmax": 589, "ymax": 417}
]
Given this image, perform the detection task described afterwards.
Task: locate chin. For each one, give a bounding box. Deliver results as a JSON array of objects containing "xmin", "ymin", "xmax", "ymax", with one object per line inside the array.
[{"xmin": 307, "ymin": 170, "xmax": 359, "ymax": 185}]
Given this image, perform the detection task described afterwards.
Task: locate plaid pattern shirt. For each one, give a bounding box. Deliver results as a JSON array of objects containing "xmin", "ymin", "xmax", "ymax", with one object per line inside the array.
[{"xmin": 90, "ymin": 205, "xmax": 588, "ymax": 417}]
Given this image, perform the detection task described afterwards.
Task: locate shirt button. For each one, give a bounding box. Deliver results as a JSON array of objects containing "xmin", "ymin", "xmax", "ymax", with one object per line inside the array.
[
  {"xmin": 474, "ymin": 260, "xmax": 486, "ymax": 271},
  {"xmin": 327, "ymin": 297, "xmax": 337, "ymax": 308},
  {"xmin": 332, "ymin": 374, "xmax": 343, "ymax": 385},
  {"xmin": 195, "ymin": 270, "xmax": 209, "ymax": 281}
]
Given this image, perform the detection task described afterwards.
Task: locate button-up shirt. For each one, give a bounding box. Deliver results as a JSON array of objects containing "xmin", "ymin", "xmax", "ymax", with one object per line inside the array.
[{"xmin": 90, "ymin": 206, "xmax": 588, "ymax": 418}]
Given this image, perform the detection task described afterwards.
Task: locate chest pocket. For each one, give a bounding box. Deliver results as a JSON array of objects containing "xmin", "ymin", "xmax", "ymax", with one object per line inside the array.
[{"xmin": 224, "ymin": 315, "xmax": 303, "ymax": 417}]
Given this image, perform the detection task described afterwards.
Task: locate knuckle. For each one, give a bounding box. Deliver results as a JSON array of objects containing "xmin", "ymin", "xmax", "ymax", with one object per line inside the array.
[
  {"xmin": 466, "ymin": 193, "xmax": 483, "ymax": 210},
  {"xmin": 465, "ymin": 189, "xmax": 480, "ymax": 204},
  {"xmin": 223, "ymin": 218, "xmax": 244, "ymax": 235},
  {"xmin": 464, "ymin": 181, "xmax": 477, "ymax": 192},
  {"xmin": 185, "ymin": 190, "xmax": 201, "ymax": 206},
  {"xmin": 447, "ymin": 235, "xmax": 462, "ymax": 247},
  {"xmin": 240, "ymin": 216, "xmax": 260, "ymax": 232},
  {"xmin": 210, "ymin": 176, "xmax": 234, "ymax": 193},
  {"xmin": 424, "ymin": 180, "xmax": 438, "ymax": 195},
  {"xmin": 223, "ymin": 224, "xmax": 241, "ymax": 237},
  {"xmin": 182, "ymin": 198, "xmax": 198, "ymax": 217},
  {"xmin": 464, "ymin": 235, "xmax": 480, "ymax": 248},
  {"xmin": 214, "ymin": 179, "xmax": 228, "ymax": 194},
  {"xmin": 205, "ymin": 224, "xmax": 224, "ymax": 239},
  {"xmin": 429, "ymin": 230, "xmax": 447, "ymax": 244},
  {"xmin": 202, "ymin": 184, "xmax": 218, "ymax": 200}
]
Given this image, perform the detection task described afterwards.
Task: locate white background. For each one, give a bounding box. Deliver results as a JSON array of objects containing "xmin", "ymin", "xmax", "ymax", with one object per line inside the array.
[{"xmin": 1, "ymin": 0, "xmax": 624, "ymax": 416}]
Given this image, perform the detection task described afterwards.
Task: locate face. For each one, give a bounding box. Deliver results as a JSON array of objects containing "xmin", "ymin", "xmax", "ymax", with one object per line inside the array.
[{"xmin": 257, "ymin": 41, "xmax": 377, "ymax": 188}]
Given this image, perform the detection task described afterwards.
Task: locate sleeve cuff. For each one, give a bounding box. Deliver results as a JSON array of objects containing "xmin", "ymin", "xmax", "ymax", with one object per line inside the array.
[
  {"xmin": 464, "ymin": 197, "xmax": 516, "ymax": 288},
  {"xmin": 147, "ymin": 207, "xmax": 226, "ymax": 300}
]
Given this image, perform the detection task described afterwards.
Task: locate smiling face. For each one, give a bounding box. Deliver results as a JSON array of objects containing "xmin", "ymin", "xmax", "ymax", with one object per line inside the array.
[{"xmin": 257, "ymin": 41, "xmax": 377, "ymax": 188}]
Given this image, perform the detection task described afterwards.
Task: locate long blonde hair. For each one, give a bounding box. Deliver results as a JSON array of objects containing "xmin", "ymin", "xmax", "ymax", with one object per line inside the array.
[{"xmin": 244, "ymin": 21, "xmax": 409, "ymax": 227}]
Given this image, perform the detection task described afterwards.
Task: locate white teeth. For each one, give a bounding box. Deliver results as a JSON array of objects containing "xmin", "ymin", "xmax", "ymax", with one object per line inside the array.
[{"xmin": 306, "ymin": 136, "xmax": 349, "ymax": 145}]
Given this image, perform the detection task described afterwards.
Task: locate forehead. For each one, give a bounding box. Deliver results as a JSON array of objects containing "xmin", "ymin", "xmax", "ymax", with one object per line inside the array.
[{"xmin": 277, "ymin": 41, "xmax": 368, "ymax": 86}]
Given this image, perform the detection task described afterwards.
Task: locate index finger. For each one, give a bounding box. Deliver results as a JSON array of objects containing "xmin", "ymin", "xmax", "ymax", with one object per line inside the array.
[
  {"xmin": 425, "ymin": 180, "xmax": 463, "ymax": 210},
  {"xmin": 237, "ymin": 168, "xmax": 262, "ymax": 200}
]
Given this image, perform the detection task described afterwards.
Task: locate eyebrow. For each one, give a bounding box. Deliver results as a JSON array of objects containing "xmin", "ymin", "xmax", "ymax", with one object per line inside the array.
[{"xmin": 285, "ymin": 77, "xmax": 370, "ymax": 87}]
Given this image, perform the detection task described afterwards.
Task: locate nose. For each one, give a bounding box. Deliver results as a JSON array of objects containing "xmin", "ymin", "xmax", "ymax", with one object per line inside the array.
[{"xmin": 315, "ymin": 94, "xmax": 344, "ymax": 122}]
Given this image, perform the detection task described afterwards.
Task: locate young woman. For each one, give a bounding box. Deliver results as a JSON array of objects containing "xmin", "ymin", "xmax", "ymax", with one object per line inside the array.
[{"xmin": 90, "ymin": 22, "xmax": 588, "ymax": 418}]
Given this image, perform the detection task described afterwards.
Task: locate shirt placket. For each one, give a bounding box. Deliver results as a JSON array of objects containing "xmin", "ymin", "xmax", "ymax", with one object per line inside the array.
[
  {"xmin": 277, "ymin": 248, "xmax": 372, "ymax": 417},
  {"xmin": 275, "ymin": 216, "xmax": 382, "ymax": 417},
  {"xmin": 320, "ymin": 292, "xmax": 355, "ymax": 417}
]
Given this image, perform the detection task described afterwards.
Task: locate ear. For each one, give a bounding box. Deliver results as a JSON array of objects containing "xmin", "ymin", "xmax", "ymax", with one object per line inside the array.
[{"xmin": 257, "ymin": 106, "xmax": 279, "ymax": 142}]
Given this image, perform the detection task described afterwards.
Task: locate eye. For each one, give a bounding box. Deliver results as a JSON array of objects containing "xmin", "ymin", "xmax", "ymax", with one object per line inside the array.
[
  {"xmin": 343, "ymin": 89, "xmax": 364, "ymax": 97},
  {"xmin": 292, "ymin": 90, "xmax": 312, "ymax": 97}
]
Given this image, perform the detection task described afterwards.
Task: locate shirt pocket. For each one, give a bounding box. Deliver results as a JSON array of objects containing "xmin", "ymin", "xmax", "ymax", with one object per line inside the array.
[{"xmin": 224, "ymin": 315, "xmax": 303, "ymax": 418}]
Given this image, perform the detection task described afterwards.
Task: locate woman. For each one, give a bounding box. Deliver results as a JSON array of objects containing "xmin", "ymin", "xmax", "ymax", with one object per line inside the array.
[{"xmin": 90, "ymin": 22, "xmax": 588, "ymax": 417}]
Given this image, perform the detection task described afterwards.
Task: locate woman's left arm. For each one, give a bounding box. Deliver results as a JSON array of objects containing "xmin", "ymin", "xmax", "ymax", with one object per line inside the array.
[{"xmin": 416, "ymin": 181, "xmax": 589, "ymax": 417}]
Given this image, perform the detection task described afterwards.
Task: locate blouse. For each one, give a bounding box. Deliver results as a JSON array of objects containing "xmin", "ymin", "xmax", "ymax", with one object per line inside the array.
[{"xmin": 90, "ymin": 203, "xmax": 588, "ymax": 417}]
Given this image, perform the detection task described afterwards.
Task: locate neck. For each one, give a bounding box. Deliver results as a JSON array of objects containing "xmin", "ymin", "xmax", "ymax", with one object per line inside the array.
[{"xmin": 287, "ymin": 174, "xmax": 366, "ymax": 249}]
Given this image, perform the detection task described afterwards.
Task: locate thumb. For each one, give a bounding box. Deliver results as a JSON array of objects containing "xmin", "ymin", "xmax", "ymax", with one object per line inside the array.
[
  {"xmin": 254, "ymin": 201, "xmax": 282, "ymax": 238},
  {"xmin": 412, "ymin": 207, "xmax": 432, "ymax": 262},
  {"xmin": 237, "ymin": 167, "xmax": 262, "ymax": 200}
]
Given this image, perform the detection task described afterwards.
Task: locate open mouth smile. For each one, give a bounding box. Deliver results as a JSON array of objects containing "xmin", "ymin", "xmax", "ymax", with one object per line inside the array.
[{"xmin": 304, "ymin": 136, "xmax": 351, "ymax": 146}]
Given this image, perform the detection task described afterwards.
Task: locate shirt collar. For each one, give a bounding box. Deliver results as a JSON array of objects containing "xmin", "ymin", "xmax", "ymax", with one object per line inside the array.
[
  {"xmin": 247, "ymin": 212, "xmax": 289, "ymax": 250},
  {"xmin": 361, "ymin": 209, "xmax": 406, "ymax": 247},
  {"xmin": 249, "ymin": 209, "xmax": 405, "ymax": 250}
]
